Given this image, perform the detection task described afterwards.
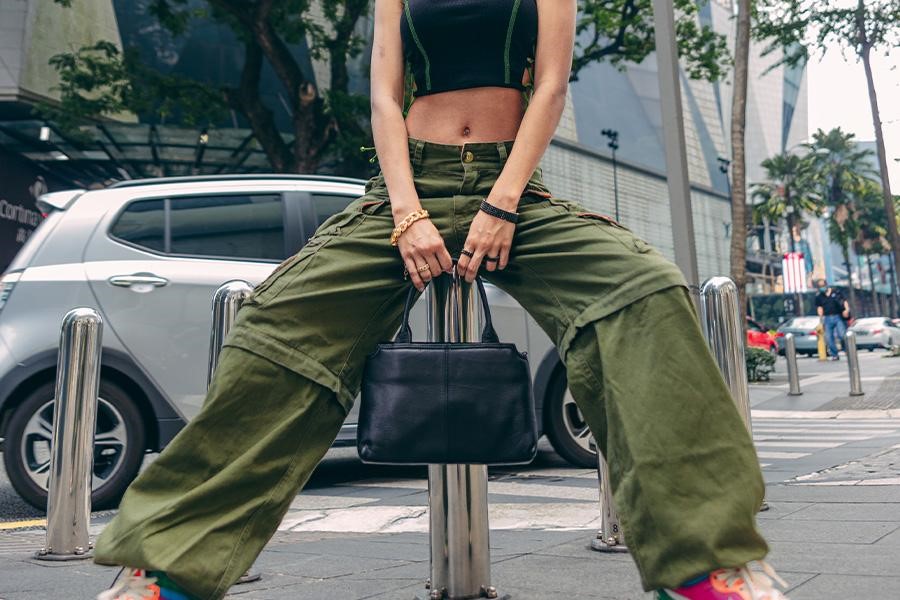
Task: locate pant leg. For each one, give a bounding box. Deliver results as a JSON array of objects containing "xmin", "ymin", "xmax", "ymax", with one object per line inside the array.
[
  {"xmin": 835, "ymin": 317, "xmax": 848, "ymax": 352},
  {"xmin": 825, "ymin": 315, "xmax": 840, "ymax": 356},
  {"xmin": 94, "ymin": 189, "xmax": 456, "ymax": 600},
  {"xmin": 478, "ymin": 194, "xmax": 768, "ymax": 591}
]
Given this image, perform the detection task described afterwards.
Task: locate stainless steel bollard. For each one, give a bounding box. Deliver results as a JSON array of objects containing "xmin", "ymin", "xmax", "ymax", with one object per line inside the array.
[
  {"xmin": 424, "ymin": 268, "xmax": 498, "ymax": 600},
  {"xmin": 844, "ymin": 330, "xmax": 864, "ymax": 396},
  {"xmin": 207, "ymin": 280, "xmax": 254, "ymax": 384},
  {"xmin": 699, "ymin": 277, "xmax": 768, "ymax": 511},
  {"xmin": 588, "ymin": 437, "xmax": 627, "ymax": 553},
  {"xmin": 784, "ymin": 334, "xmax": 802, "ymax": 396},
  {"xmin": 207, "ymin": 281, "xmax": 261, "ymax": 585},
  {"xmin": 36, "ymin": 308, "xmax": 103, "ymax": 561}
]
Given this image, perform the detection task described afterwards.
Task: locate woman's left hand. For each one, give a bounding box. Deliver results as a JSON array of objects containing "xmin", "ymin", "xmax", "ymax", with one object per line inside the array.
[{"xmin": 457, "ymin": 205, "xmax": 516, "ymax": 283}]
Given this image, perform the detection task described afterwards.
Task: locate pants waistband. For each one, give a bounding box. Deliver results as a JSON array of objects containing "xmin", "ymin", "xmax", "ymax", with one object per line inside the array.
[{"xmin": 407, "ymin": 136, "xmax": 515, "ymax": 172}]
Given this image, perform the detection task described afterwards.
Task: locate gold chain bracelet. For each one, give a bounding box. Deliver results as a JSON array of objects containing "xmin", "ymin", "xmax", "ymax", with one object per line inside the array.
[{"xmin": 390, "ymin": 208, "xmax": 430, "ymax": 246}]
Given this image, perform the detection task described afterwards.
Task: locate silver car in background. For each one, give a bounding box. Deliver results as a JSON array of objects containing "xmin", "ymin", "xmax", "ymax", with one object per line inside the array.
[
  {"xmin": 775, "ymin": 316, "xmax": 821, "ymax": 356},
  {"xmin": 849, "ymin": 317, "xmax": 900, "ymax": 351},
  {"xmin": 0, "ymin": 175, "xmax": 594, "ymax": 510}
]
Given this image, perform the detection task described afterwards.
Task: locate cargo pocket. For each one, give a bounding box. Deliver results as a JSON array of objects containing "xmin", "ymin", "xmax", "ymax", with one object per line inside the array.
[
  {"xmin": 251, "ymin": 205, "xmax": 372, "ymax": 304},
  {"xmin": 546, "ymin": 197, "xmax": 652, "ymax": 254}
]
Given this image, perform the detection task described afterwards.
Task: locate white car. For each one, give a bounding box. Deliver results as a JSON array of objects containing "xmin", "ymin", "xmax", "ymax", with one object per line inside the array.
[
  {"xmin": 0, "ymin": 175, "xmax": 595, "ymax": 510},
  {"xmin": 849, "ymin": 317, "xmax": 900, "ymax": 351}
]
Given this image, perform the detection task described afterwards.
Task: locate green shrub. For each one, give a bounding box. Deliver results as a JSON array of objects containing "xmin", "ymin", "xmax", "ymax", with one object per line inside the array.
[{"xmin": 746, "ymin": 346, "xmax": 776, "ymax": 382}]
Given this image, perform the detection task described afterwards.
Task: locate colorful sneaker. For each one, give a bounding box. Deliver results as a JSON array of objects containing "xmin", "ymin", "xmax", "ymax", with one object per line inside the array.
[
  {"xmin": 97, "ymin": 568, "xmax": 160, "ymax": 600},
  {"xmin": 657, "ymin": 561, "xmax": 789, "ymax": 599},
  {"xmin": 97, "ymin": 568, "xmax": 196, "ymax": 600}
]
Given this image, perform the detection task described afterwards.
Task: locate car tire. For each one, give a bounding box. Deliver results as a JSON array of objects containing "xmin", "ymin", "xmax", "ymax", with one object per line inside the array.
[
  {"xmin": 544, "ymin": 365, "xmax": 597, "ymax": 468},
  {"xmin": 3, "ymin": 379, "xmax": 146, "ymax": 511}
]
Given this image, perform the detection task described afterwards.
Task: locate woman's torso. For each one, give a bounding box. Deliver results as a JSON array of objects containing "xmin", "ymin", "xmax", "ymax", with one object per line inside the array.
[{"xmin": 400, "ymin": 0, "xmax": 537, "ymax": 144}]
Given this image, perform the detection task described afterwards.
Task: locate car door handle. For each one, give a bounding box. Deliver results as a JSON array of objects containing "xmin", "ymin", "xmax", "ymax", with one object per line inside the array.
[{"xmin": 108, "ymin": 274, "xmax": 169, "ymax": 288}]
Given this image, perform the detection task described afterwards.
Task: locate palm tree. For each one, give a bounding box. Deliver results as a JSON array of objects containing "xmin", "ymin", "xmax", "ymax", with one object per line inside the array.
[
  {"xmin": 751, "ymin": 152, "xmax": 822, "ymax": 254},
  {"xmin": 805, "ymin": 128, "xmax": 876, "ymax": 311},
  {"xmin": 853, "ymin": 179, "xmax": 891, "ymax": 314}
]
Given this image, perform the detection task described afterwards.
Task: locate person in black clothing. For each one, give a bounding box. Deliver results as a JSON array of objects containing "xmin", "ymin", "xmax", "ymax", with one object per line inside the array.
[{"xmin": 814, "ymin": 278, "xmax": 851, "ymax": 360}]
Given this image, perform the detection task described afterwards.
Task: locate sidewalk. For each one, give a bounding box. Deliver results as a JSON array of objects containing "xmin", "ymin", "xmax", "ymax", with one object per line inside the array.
[
  {"xmin": 2, "ymin": 477, "xmax": 899, "ymax": 599},
  {"xmin": 1, "ymin": 355, "xmax": 898, "ymax": 599}
]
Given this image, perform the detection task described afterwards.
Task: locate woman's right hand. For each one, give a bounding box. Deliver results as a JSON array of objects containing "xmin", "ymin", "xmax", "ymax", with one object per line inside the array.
[{"xmin": 397, "ymin": 218, "xmax": 454, "ymax": 291}]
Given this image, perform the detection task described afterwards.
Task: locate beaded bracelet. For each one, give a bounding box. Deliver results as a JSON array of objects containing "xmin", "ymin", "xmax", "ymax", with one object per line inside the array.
[{"xmin": 390, "ymin": 208, "xmax": 430, "ymax": 246}]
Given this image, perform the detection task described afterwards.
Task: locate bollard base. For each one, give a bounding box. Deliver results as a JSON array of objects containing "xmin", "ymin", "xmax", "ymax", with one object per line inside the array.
[
  {"xmin": 417, "ymin": 584, "xmax": 507, "ymax": 600},
  {"xmin": 33, "ymin": 545, "xmax": 94, "ymax": 562},
  {"xmin": 235, "ymin": 570, "xmax": 262, "ymax": 584},
  {"xmin": 590, "ymin": 531, "xmax": 628, "ymax": 553}
]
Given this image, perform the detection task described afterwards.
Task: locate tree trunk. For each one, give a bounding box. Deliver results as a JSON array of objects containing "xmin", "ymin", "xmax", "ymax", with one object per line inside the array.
[
  {"xmin": 730, "ymin": 0, "xmax": 752, "ymax": 325},
  {"xmin": 867, "ymin": 255, "xmax": 878, "ymax": 315},
  {"xmin": 843, "ymin": 243, "xmax": 857, "ymax": 312},
  {"xmin": 858, "ymin": 2, "xmax": 900, "ymax": 317}
]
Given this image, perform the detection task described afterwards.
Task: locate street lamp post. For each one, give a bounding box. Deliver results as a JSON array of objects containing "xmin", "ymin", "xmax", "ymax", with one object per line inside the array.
[{"xmin": 602, "ymin": 128, "xmax": 620, "ymax": 222}]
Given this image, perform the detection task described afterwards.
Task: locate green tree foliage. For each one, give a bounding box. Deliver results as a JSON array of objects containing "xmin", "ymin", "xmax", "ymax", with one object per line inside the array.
[
  {"xmin": 751, "ymin": 152, "xmax": 821, "ymax": 253},
  {"xmin": 46, "ymin": 0, "xmax": 731, "ymax": 175},
  {"xmin": 805, "ymin": 127, "xmax": 875, "ymax": 309},
  {"xmin": 753, "ymin": 0, "xmax": 900, "ymax": 312}
]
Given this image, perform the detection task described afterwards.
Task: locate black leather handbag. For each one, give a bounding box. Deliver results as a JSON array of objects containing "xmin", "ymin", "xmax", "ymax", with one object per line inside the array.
[{"xmin": 357, "ymin": 274, "xmax": 538, "ymax": 465}]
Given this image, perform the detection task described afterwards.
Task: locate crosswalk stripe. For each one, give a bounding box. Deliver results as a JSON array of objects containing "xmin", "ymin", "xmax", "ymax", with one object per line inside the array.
[
  {"xmin": 752, "ymin": 428, "xmax": 896, "ymax": 435},
  {"xmin": 756, "ymin": 451, "xmax": 812, "ymax": 459},
  {"xmin": 753, "ymin": 435, "xmax": 872, "ymax": 441},
  {"xmin": 754, "ymin": 441, "xmax": 844, "ymax": 448}
]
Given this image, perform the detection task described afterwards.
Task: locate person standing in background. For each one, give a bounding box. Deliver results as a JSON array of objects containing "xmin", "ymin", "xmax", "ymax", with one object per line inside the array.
[{"xmin": 814, "ymin": 278, "xmax": 850, "ymax": 361}]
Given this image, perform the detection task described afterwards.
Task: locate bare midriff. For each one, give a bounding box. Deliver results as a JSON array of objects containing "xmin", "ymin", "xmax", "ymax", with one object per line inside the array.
[{"xmin": 403, "ymin": 86, "xmax": 526, "ymax": 145}]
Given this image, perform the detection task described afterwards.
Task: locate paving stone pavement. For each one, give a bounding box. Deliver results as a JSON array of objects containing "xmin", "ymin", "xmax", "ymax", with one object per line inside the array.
[{"xmin": 2, "ymin": 452, "xmax": 899, "ymax": 599}]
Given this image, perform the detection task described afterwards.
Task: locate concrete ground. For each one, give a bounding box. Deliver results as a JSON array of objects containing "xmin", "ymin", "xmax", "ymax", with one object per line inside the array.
[{"xmin": 2, "ymin": 351, "xmax": 899, "ymax": 599}]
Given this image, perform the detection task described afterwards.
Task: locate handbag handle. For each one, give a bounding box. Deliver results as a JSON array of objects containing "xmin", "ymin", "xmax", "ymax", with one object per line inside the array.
[{"xmin": 395, "ymin": 269, "xmax": 499, "ymax": 344}]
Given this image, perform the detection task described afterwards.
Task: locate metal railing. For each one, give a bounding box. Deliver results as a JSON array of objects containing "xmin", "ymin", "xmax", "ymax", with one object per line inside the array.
[
  {"xmin": 589, "ymin": 437, "xmax": 626, "ymax": 553},
  {"xmin": 844, "ymin": 330, "xmax": 864, "ymax": 396},
  {"xmin": 784, "ymin": 333, "xmax": 802, "ymax": 396},
  {"xmin": 207, "ymin": 281, "xmax": 261, "ymax": 585},
  {"xmin": 35, "ymin": 308, "xmax": 103, "ymax": 561},
  {"xmin": 424, "ymin": 268, "xmax": 498, "ymax": 600},
  {"xmin": 699, "ymin": 277, "xmax": 767, "ymax": 511}
]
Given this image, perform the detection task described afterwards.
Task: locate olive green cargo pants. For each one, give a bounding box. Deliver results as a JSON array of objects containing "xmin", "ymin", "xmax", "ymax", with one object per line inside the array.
[{"xmin": 94, "ymin": 137, "xmax": 768, "ymax": 599}]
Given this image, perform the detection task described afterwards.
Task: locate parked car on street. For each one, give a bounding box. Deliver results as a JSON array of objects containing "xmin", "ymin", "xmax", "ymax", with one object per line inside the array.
[
  {"xmin": 774, "ymin": 316, "xmax": 821, "ymax": 356},
  {"xmin": 848, "ymin": 317, "xmax": 900, "ymax": 351},
  {"xmin": 746, "ymin": 317, "xmax": 777, "ymax": 353},
  {"xmin": 0, "ymin": 175, "xmax": 594, "ymax": 510}
]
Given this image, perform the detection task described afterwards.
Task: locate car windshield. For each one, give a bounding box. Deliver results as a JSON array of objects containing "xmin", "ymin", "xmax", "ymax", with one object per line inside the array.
[{"xmin": 783, "ymin": 317, "xmax": 820, "ymax": 330}]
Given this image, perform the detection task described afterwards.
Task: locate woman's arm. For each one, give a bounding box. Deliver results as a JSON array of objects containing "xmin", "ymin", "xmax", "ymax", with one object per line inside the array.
[
  {"xmin": 370, "ymin": 0, "xmax": 420, "ymax": 222},
  {"xmin": 457, "ymin": 0, "xmax": 577, "ymax": 281},
  {"xmin": 370, "ymin": 0, "xmax": 453, "ymax": 290}
]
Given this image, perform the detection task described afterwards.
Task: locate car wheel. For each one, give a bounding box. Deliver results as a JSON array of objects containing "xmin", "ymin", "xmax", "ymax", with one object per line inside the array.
[
  {"xmin": 3, "ymin": 379, "xmax": 146, "ymax": 510},
  {"xmin": 544, "ymin": 366, "xmax": 597, "ymax": 468}
]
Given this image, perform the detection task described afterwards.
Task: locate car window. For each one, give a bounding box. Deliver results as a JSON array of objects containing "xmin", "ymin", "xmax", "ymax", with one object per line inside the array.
[
  {"xmin": 784, "ymin": 317, "xmax": 818, "ymax": 329},
  {"xmin": 747, "ymin": 321, "xmax": 763, "ymax": 332},
  {"xmin": 311, "ymin": 194, "xmax": 354, "ymax": 228},
  {"xmin": 110, "ymin": 199, "xmax": 166, "ymax": 253},
  {"xmin": 111, "ymin": 194, "xmax": 285, "ymax": 260}
]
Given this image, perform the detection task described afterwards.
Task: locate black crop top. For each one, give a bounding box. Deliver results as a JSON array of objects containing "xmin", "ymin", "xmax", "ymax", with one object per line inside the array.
[{"xmin": 400, "ymin": 0, "xmax": 538, "ymax": 97}]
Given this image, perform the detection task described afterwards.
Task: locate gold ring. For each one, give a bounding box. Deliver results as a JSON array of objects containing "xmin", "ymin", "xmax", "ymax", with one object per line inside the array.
[{"xmin": 417, "ymin": 264, "xmax": 430, "ymax": 272}]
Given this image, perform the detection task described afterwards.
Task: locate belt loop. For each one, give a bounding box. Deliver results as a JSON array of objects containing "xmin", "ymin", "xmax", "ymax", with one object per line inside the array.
[
  {"xmin": 411, "ymin": 138, "xmax": 425, "ymax": 172},
  {"xmin": 496, "ymin": 141, "xmax": 508, "ymax": 162}
]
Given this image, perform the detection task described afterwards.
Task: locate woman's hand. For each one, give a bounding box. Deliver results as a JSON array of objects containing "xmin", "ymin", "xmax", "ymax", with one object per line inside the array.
[
  {"xmin": 397, "ymin": 218, "xmax": 454, "ymax": 291},
  {"xmin": 457, "ymin": 209, "xmax": 516, "ymax": 283}
]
